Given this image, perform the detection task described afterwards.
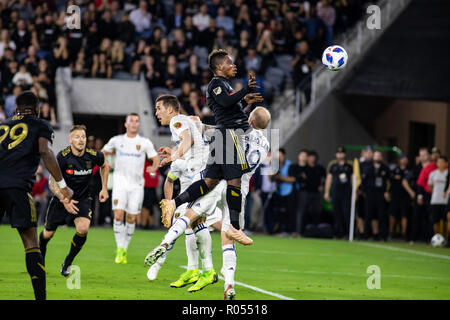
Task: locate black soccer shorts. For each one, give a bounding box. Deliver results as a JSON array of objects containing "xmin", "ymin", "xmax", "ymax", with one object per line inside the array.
[
  {"xmin": 0, "ymin": 188, "xmax": 38, "ymax": 229},
  {"xmin": 204, "ymin": 128, "xmax": 251, "ymax": 181},
  {"xmin": 44, "ymin": 196, "xmax": 93, "ymax": 231}
]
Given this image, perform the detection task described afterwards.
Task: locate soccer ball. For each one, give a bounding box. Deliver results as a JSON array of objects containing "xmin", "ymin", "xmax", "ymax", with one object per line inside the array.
[
  {"xmin": 431, "ymin": 233, "xmax": 445, "ymax": 247},
  {"xmin": 322, "ymin": 45, "xmax": 348, "ymax": 71}
]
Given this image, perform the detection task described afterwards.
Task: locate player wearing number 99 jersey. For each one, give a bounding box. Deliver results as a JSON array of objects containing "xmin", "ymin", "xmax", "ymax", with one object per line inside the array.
[{"xmin": 0, "ymin": 91, "xmax": 72, "ymax": 300}]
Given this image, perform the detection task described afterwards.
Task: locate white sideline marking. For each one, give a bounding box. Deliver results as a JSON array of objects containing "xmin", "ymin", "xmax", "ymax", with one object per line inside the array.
[
  {"xmin": 179, "ymin": 266, "xmax": 295, "ymax": 300},
  {"xmin": 356, "ymin": 242, "xmax": 450, "ymax": 261}
]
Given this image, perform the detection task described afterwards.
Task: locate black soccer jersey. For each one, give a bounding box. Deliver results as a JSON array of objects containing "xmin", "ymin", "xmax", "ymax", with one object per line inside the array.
[
  {"xmin": 57, "ymin": 146, "xmax": 105, "ymax": 200},
  {"xmin": 390, "ymin": 166, "xmax": 409, "ymax": 199},
  {"xmin": 0, "ymin": 115, "xmax": 54, "ymax": 191},
  {"xmin": 206, "ymin": 76, "xmax": 251, "ymax": 130}
]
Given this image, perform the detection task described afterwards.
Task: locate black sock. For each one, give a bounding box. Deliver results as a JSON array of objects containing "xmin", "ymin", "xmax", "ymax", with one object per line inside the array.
[
  {"xmin": 174, "ymin": 179, "xmax": 210, "ymax": 208},
  {"xmin": 65, "ymin": 232, "xmax": 87, "ymax": 266},
  {"xmin": 25, "ymin": 248, "xmax": 46, "ymax": 300},
  {"xmin": 226, "ymin": 185, "xmax": 242, "ymax": 230},
  {"xmin": 39, "ymin": 230, "xmax": 50, "ymax": 262}
]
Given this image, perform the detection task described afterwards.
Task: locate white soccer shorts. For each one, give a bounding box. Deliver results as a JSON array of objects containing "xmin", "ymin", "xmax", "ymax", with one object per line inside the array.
[{"xmin": 111, "ymin": 185, "xmax": 144, "ymax": 214}]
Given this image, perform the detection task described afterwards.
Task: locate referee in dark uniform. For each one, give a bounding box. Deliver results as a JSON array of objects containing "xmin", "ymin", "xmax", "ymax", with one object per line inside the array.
[
  {"xmin": 0, "ymin": 91, "xmax": 72, "ymax": 300},
  {"xmin": 159, "ymin": 49, "xmax": 262, "ymax": 244},
  {"xmin": 324, "ymin": 147, "xmax": 353, "ymax": 238}
]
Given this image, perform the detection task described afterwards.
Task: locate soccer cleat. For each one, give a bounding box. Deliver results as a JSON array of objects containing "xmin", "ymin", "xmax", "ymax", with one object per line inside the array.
[
  {"xmin": 60, "ymin": 259, "xmax": 71, "ymax": 277},
  {"xmin": 187, "ymin": 269, "xmax": 218, "ymax": 292},
  {"xmin": 147, "ymin": 263, "xmax": 162, "ymax": 281},
  {"xmin": 225, "ymin": 226, "xmax": 254, "ymax": 245},
  {"xmin": 144, "ymin": 245, "xmax": 167, "ymax": 267},
  {"xmin": 160, "ymin": 199, "xmax": 175, "ymax": 228},
  {"xmin": 115, "ymin": 248, "xmax": 124, "ymax": 264},
  {"xmin": 224, "ymin": 285, "xmax": 236, "ymax": 300},
  {"xmin": 170, "ymin": 269, "xmax": 199, "ymax": 288},
  {"xmin": 121, "ymin": 249, "xmax": 128, "ymax": 264}
]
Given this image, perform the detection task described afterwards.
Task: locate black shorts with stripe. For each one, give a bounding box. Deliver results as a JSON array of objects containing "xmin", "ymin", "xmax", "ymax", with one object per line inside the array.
[
  {"xmin": 0, "ymin": 188, "xmax": 38, "ymax": 229},
  {"xmin": 44, "ymin": 196, "xmax": 92, "ymax": 231},
  {"xmin": 204, "ymin": 128, "xmax": 251, "ymax": 181}
]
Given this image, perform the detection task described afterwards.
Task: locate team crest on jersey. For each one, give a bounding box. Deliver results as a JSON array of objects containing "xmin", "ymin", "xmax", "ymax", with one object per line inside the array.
[
  {"xmin": 86, "ymin": 161, "xmax": 92, "ymax": 169},
  {"xmin": 213, "ymin": 87, "xmax": 222, "ymax": 95},
  {"xmin": 175, "ymin": 212, "xmax": 180, "ymax": 218},
  {"xmin": 136, "ymin": 144, "xmax": 141, "ymax": 151},
  {"xmin": 68, "ymin": 164, "xmax": 73, "ymax": 168},
  {"xmin": 114, "ymin": 199, "xmax": 118, "ymax": 205},
  {"xmin": 174, "ymin": 122, "xmax": 182, "ymax": 129}
]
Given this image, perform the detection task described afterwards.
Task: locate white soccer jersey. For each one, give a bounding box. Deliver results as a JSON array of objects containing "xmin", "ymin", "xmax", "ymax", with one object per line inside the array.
[
  {"xmin": 103, "ymin": 134, "xmax": 157, "ymax": 188},
  {"xmin": 169, "ymin": 115, "xmax": 209, "ymax": 174}
]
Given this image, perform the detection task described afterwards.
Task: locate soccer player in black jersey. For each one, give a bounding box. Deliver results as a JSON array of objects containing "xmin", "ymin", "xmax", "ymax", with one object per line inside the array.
[
  {"xmin": 0, "ymin": 91, "xmax": 72, "ymax": 300},
  {"xmin": 159, "ymin": 49, "xmax": 263, "ymax": 244},
  {"xmin": 39, "ymin": 125, "xmax": 109, "ymax": 276}
]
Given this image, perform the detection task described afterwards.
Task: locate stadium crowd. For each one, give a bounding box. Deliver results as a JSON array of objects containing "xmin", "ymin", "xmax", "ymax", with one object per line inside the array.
[{"xmin": 0, "ymin": 0, "xmax": 373, "ymax": 125}]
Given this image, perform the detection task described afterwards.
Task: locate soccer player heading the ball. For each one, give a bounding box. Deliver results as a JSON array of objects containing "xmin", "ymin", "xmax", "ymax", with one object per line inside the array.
[{"xmin": 159, "ymin": 49, "xmax": 263, "ymax": 244}]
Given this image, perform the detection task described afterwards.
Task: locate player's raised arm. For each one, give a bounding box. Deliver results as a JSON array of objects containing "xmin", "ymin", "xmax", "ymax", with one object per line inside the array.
[
  {"xmin": 39, "ymin": 137, "xmax": 72, "ymax": 201},
  {"xmin": 164, "ymin": 172, "xmax": 177, "ymax": 200}
]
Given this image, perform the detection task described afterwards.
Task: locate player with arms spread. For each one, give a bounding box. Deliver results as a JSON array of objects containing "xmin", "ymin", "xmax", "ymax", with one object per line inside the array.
[
  {"xmin": 159, "ymin": 49, "xmax": 262, "ymax": 244},
  {"xmin": 39, "ymin": 125, "xmax": 109, "ymax": 276},
  {"xmin": 0, "ymin": 91, "xmax": 72, "ymax": 300},
  {"xmin": 103, "ymin": 113, "xmax": 160, "ymax": 264}
]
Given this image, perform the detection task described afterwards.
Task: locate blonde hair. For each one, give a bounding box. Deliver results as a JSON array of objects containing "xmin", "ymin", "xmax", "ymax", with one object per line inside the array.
[{"xmin": 250, "ymin": 107, "xmax": 271, "ymax": 129}]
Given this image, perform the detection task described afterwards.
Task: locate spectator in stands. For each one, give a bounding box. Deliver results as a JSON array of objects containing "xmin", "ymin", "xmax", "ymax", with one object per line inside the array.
[
  {"xmin": 188, "ymin": 89, "xmax": 204, "ymax": 119},
  {"xmin": 166, "ymin": 2, "xmax": 184, "ymax": 31},
  {"xmin": 183, "ymin": 54, "xmax": 202, "ymax": 88},
  {"xmin": 235, "ymin": 3, "xmax": 252, "ymax": 34},
  {"xmin": 92, "ymin": 53, "xmax": 112, "ymax": 79},
  {"xmin": 172, "ymin": 28, "xmax": 191, "ymax": 63},
  {"xmin": 12, "ymin": 63, "xmax": 33, "ymax": 86},
  {"xmin": 317, "ymin": 0, "xmax": 336, "ymax": 46},
  {"xmin": 216, "ymin": 6, "xmax": 234, "ymax": 36},
  {"xmin": 71, "ymin": 50, "xmax": 89, "ymax": 78},
  {"xmin": 40, "ymin": 102, "xmax": 56, "ymax": 126},
  {"xmin": 129, "ymin": 0, "xmax": 152, "ymax": 39},
  {"xmin": 117, "ymin": 12, "xmax": 136, "ymax": 46},
  {"xmin": 212, "ymin": 27, "xmax": 228, "ymax": 51},
  {"xmin": 291, "ymin": 41, "xmax": 316, "ymax": 103},
  {"xmin": 244, "ymin": 47, "xmax": 262, "ymax": 74},
  {"xmin": 193, "ymin": 3, "xmax": 210, "ymax": 32},
  {"xmin": 53, "ymin": 35, "xmax": 70, "ymax": 67},
  {"xmin": 111, "ymin": 40, "xmax": 125, "ymax": 73},
  {"xmin": 431, "ymin": 147, "xmax": 441, "ymax": 163},
  {"xmin": 11, "ymin": 19, "xmax": 31, "ymax": 60},
  {"xmin": 0, "ymin": 29, "xmax": 16, "ymax": 56},
  {"xmin": 4, "ymin": 85, "xmax": 21, "ymax": 118},
  {"xmin": 202, "ymin": 17, "xmax": 217, "ymax": 51},
  {"xmin": 110, "ymin": 0, "xmax": 125, "ymax": 24},
  {"xmin": 270, "ymin": 148, "xmax": 296, "ymax": 237},
  {"xmin": 98, "ymin": 10, "xmax": 117, "ymax": 41}
]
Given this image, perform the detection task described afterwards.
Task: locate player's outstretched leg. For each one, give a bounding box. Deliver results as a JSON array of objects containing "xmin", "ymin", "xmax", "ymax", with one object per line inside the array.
[
  {"xmin": 113, "ymin": 211, "xmax": 126, "ymax": 263},
  {"xmin": 121, "ymin": 215, "xmax": 137, "ymax": 264},
  {"xmin": 225, "ymin": 225, "xmax": 253, "ymax": 245},
  {"xmin": 170, "ymin": 228, "xmax": 199, "ymax": 287},
  {"xmin": 145, "ymin": 216, "xmax": 192, "ymax": 267},
  {"xmin": 187, "ymin": 224, "xmax": 218, "ymax": 292},
  {"xmin": 221, "ymin": 234, "xmax": 237, "ymax": 300},
  {"xmin": 161, "ymin": 179, "xmax": 216, "ymax": 227}
]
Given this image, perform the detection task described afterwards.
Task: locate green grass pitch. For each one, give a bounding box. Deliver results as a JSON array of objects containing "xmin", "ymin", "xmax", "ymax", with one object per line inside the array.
[{"xmin": 0, "ymin": 225, "xmax": 449, "ymax": 300}]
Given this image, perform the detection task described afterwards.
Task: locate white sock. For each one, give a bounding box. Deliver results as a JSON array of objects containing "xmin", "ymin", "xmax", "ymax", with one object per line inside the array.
[
  {"xmin": 185, "ymin": 229, "xmax": 199, "ymax": 270},
  {"xmin": 156, "ymin": 241, "xmax": 174, "ymax": 265},
  {"xmin": 113, "ymin": 219, "xmax": 125, "ymax": 249},
  {"xmin": 222, "ymin": 244, "xmax": 236, "ymax": 289},
  {"xmin": 123, "ymin": 222, "xmax": 136, "ymax": 250},
  {"xmin": 162, "ymin": 216, "xmax": 190, "ymax": 246},
  {"xmin": 194, "ymin": 223, "xmax": 213, "ymax": 272}
]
